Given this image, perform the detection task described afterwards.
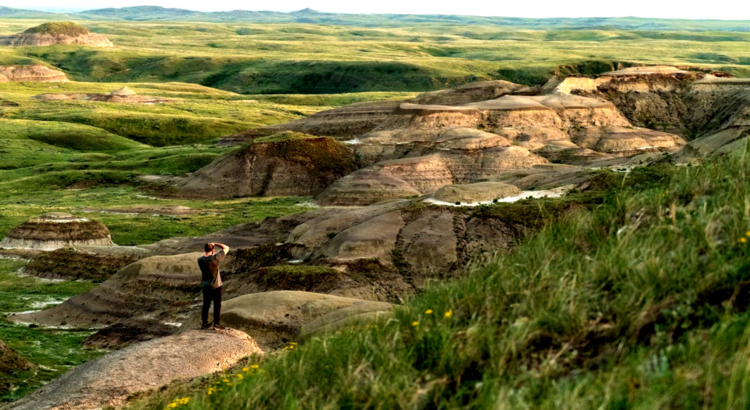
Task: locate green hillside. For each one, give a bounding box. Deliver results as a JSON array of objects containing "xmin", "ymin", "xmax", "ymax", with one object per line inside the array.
[{"xmin": 2, "ymin": 18, "xmax": 750, "ymax": 94}]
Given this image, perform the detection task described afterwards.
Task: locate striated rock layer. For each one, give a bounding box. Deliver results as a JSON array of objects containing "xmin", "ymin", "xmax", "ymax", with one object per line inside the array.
[
  {"xmin": 0, "ymin": 66, "xmax": 68, "ymax": 83},
  {"xmin": 0, "ymin": 213, "xmax": 114, "ymax": 251}
]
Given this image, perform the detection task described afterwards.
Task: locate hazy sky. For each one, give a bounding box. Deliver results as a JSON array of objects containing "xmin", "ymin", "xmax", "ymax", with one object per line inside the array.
[{"xmin": 14, "ymin": 0, "xmax": 750, "ymax": 20}]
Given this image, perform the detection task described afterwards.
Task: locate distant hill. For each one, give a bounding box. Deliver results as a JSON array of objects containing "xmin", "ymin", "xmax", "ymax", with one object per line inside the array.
[{"xmin": 0, "ymin": 6, "xmax": 749, "ymax": 32}]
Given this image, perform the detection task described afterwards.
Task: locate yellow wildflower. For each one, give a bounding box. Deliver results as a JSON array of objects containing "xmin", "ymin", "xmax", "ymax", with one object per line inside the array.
[
  {"xmin": 444, "ymin": 309, "xmax": 453, "ymax": 318},
  {"xmin": 425, "ymin": 309, "xmax": 433, "ymax": 315},
  {"xmin": 178, "ymin": 398, "xmax": 190, "ymax": 404},
  {"xmin": 741, "ymin": 237, "xmax": 747, "ymax": 243},
  {"xmin": 251, "ymin": 364, "xmax": 260, "ymax": 369},
  {"xmin": 167, "ymin": 404, "xmax": 177, "ymax": 409},
  {"xmin": 223, "ymin": 379, "xmax": 230, "ymax": 383},
  {"xmin": 746, "ymin": 231, "xmax": 750, "ymax": 237},
  {"xmin": 242, "ymin": 367, "xmax": 249, "ymax": 372},
  {"xmin": 411, "ymin": 321, "xmax": 419, "ymax": 327}
]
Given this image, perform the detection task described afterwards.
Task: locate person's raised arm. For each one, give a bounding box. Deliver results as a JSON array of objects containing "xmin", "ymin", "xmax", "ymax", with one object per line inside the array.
[{"xmin": 212, "ymin": 242, "xmax": 230, "ymax": 255}]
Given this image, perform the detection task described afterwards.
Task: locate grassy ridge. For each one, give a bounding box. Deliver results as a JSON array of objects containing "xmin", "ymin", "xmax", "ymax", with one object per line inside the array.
[
  {"xmin": 3, "ymin": 20, "xmax": 750, "ymax": 93},
  {"xmin": 127, "ymin": 147, "xmax": 750, "ymax": 409}
]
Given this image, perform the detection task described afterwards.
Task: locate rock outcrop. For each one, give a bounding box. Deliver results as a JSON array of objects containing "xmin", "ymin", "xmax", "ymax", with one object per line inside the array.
[
  {"xmin": 0, "ymin": 66, "xmax": 68, "ymax": 83},
  {"xmin": 431, "ymin": 181, "xmax": 522, "ymax": 204},
  {"xmin": 5, "ymin": 329, "xmax": 261, "ymax": 410},
  {"xmin": 33, "ymin": 86, "xmax": 173, "ymax": 104},
  {"xmin": 546, "ymin": 66, "xmax": 750, "ymax": 158},
  {"xmin": 0, "ymin": 213, "xmax": 114, "ymax": 251},
  {"xmin": 179, "ymin": 132, "xmax": 356, "ymax": 199},
  {"xmin": 0, "ymin": 22, "xmax": 113, "ymax": 47},
  {"xmin": 181, "ymin": 291, "xmax": 394, "ymax": 348},
  {"xmin": 317, "ymin": 93, "xmax": 682, "ymax": 205}
]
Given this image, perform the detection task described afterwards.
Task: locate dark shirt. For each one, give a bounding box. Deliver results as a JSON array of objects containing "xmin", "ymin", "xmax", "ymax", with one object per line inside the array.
[{"xmin": 198, "ymin": 249, "xmax": 226, "ymax": 289}]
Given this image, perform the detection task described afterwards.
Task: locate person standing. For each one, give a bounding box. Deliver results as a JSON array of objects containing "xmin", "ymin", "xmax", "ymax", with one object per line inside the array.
[{"xmin": 197, "ymin": 242, "xmax": 230, "ymax": 330}]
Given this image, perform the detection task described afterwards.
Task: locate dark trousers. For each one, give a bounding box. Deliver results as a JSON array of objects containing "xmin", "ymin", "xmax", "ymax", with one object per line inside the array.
[{"xmin": 202, "ymin": 286, "xmax": 222, "ymax": 326}]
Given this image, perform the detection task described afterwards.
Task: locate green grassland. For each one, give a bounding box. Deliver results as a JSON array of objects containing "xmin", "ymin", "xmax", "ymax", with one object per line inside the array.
[
  {"xmin": 2, "ymin": 19, "xmax": 750, "ymax": 94},
  {"xmin": 0, "ymin": 259, "xmax": 100, "ymax": 402}
]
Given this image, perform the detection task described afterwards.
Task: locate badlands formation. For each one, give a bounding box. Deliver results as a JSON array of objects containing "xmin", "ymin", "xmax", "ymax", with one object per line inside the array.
[
  {"xmin": 0, "ymin": 213, "xmax": 114, "ymax": 251},
  {"xmin": 9, "ymin": 66, "xmax": 750, "ymax": 409},
  {"xmin": 0, "ymin": 22, "xmax": 113, "ymax": 47},
  {"xmin": 0, "ymin": 65, "xmax": 68, "ymax": 83}
]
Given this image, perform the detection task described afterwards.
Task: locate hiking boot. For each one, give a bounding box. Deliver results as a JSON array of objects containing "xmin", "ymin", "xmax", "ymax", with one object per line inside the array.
[
  {"xmin": 201, "ymin": 323, "xmax": 212, "ymax": 330},
  {"xmin": 214, "ymin": 324, "xmax": 225, "ymax": 330}
]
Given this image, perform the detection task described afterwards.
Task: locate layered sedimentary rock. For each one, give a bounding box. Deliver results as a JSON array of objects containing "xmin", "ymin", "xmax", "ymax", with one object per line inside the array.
[
  {"xmin": 318, "ymin": 92, "xmax": 683, "ymax": 205},
  {"xmin": 0, "ymin": 65, "xmax": 68, "ymax": 82},
  {"xmin": 34, "ymin": 86, "xmax": 173, "ymax": 104},
  {"xmin": 0, "ymin": 22, "xmax": 113, "ymax": 47},
  {"xmin": 5, "ymin": 329, "xmax": 260, "ymax": 410},
  {"xmin": 179, "ymin": 132, "xmax": 356, "ymax": 198},
  {"xmin": 0, "ymin": 213, "xmax": 114, "ymax": 251}
]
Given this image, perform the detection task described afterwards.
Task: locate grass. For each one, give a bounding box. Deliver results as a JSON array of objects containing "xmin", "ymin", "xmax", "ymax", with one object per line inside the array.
[
  {"xmin": 0, "ymin": 259, "xmax": 101, "ymax": 403},
  {"xmin": 22, "ymin": 21, "xmax": 90, "ymax": 36},
  {"xmin": 124, "ymin": 146, "xmax": 750, "ymax": 409},
  {"xmin": 2, "ymin": 20, "xmax": 750, "ymax": 94}
]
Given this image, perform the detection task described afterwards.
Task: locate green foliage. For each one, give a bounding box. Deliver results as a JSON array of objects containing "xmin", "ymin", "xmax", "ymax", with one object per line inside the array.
[
  {"xmin": 127, "ymin": 149, "xmax": 750, "ymax": 408},
  {"xmin": 22, "ymin": 21, "xmax": 89, "ymax": 36},
  {"xmin": 257, "ymin": 265, "xmax": 341, "ymax": 291},
  {"xmin": 4, "ymin": 20, "xmax": 750, "ymax": 93},
  {"xmin": 0, "ymin": 259, "xmax": 100, "ymax": 403}
]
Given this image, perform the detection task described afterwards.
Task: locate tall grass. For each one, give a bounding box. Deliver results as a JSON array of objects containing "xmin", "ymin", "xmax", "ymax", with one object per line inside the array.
[{"xmin": 131, "ymin": 147, "xmax": 750, "ymax": 409}]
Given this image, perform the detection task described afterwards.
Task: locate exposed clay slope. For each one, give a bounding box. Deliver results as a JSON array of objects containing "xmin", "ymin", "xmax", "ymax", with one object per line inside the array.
[
  {"xmin": 549, "ymin": 68, "xmax": 750, "ymax": 156},
  {"xmin": 179, "ymin": 132, "xmax": 356, "ymax": 198},
  {"xmin": 0, "ymin": 66, "xmax": 68, "ymax": 82},
  {"xmin": 318, "ymin": 93, "xmax": 683, "ymax": 205},
  {"xmin": 0, "ymin": 22, "xmax": 113, "ymax": 47},
  {"xmin": 181, "ymin": 291, "xmax": 393, "ymax": 349},
  {"xmin": 0, "ymin": 213, "xmax": 114, "ymax": 251},
  {"xmin": 4, "ymin": 329, "xmax": 260, "ymax": 410}
]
